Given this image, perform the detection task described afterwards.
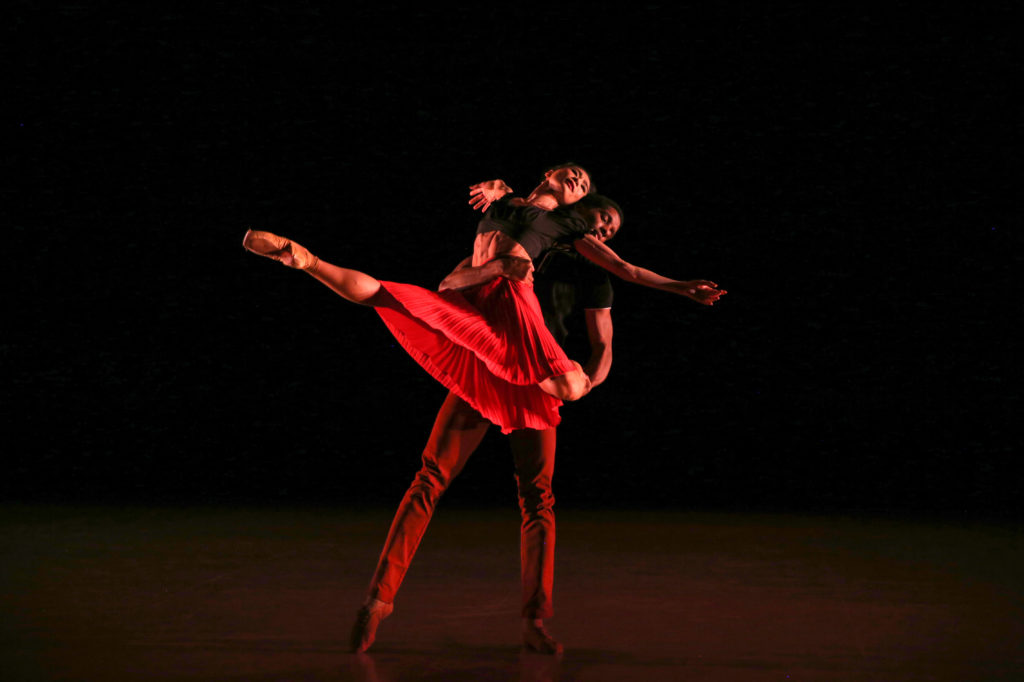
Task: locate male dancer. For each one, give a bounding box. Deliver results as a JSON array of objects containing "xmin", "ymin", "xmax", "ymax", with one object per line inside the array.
[{"xmin": 350, "ymin": 192, "xmax": 623, "ymax": 655}]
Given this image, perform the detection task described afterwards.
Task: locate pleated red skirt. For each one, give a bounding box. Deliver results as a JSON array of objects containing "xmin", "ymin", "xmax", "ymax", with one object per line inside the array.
[{"xmin": 374, "ymin": 278, "xmax": 577, "ymax": 434}]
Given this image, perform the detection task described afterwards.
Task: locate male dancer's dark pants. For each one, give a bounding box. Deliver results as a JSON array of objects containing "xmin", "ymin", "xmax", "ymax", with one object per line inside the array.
[{"xmin": 366, "ymin": 390, "xmax": 557, "ymax": 619}]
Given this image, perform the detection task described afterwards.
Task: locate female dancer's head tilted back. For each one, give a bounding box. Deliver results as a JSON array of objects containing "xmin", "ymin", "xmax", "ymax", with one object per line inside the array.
[
  {"xmin": 468, "ymin": 163, "xmax": 592, "ymax": 214},
  {"xmin": 517, "ymin": 163, "xmax": 593, "ymax": 210}
]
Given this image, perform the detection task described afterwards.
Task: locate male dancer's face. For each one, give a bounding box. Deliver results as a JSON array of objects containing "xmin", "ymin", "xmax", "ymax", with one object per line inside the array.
[{"xmin": 580, "ymin": 205, "xmax": 621, "ymax": 243}]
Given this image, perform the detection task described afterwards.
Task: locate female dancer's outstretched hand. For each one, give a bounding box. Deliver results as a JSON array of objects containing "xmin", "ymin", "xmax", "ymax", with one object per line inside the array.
[
  {"xmin": 671, "ymin": 280, "xmax": 727, "ymax": 305},
  {"xmin": 469, "ymin": 179, "xmax": 513, "ymax": 212}
]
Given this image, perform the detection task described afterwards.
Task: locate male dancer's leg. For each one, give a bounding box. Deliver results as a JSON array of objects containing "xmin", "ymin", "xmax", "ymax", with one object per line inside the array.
[
  {"xmin": 366, "ymin": 391, "xmax": 490, "ymax": 604},
  {"xmin": 508, "ymin": 427, "xmax": 557, "ymax": 620}
]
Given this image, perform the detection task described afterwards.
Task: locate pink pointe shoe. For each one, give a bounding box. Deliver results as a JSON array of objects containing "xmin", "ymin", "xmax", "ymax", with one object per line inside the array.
[
  {"xmin": 350, "ymin": 599, "xmax": 394, "ymax": 653},
  {"xmin": 242, "ymin": 229, "xmax": 318, "ymax": 270}
]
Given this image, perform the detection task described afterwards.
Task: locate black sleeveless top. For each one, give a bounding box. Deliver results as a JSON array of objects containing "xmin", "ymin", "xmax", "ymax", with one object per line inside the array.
[
  {"xmin": 535, "ymin": 247, "xmax": 614, "ymax": 354},
  {"xmin": 475, "ymin": 198, "xmax": 589, "ymax": 260}
]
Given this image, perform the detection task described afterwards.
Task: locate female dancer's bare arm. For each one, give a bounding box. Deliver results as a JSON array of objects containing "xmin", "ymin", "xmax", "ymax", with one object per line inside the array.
[
  {"xmin": 572, "ymin": 234, "xmax": 726, "ymax": 306},
  {"xmin": 582, "ymin": 308, "xmax": 613, "ymax": 387},
  {"xmin": 436, "ymin": 229, "xmax": 535, "ymax": 291},
  {"xmin": 438, "ymin": 255, "xmax": 534, "ymax": 292}
]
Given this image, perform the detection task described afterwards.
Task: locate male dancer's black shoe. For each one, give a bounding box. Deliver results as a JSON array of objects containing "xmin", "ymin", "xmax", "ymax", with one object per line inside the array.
[{"xmin": 522, "ymin": 619, "xmax": 564, "ymax": 655}]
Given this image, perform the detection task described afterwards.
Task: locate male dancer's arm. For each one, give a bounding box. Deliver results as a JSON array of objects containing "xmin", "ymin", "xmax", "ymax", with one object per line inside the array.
[
  {"xmin": 572, "ymin": 234, "xmax": 726, "ymax": 306},
  {"xmin": 582, "ymin": 308, "xmax": 613, "ymax": 388}
]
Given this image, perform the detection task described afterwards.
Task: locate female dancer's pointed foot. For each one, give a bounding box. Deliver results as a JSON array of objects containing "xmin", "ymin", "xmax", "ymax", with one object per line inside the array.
[
  {"xmin": 242, "ymin": 229, "xmax": 318, "ymax": 270},
  {"xmin": 350, "ymin": 598, "xmax": 393, "ymax": 653}
]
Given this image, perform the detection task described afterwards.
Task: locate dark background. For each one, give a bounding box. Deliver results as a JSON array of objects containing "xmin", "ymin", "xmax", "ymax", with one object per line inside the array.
[{"xmin": 7, "ymin": 5, "xmax": 1019, "ymax": 518}]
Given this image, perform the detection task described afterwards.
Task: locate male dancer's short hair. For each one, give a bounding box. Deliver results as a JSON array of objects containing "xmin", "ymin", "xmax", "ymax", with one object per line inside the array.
[{"xmin": 576, "ymin": 193, "xmax": 624, "ymax": 227}]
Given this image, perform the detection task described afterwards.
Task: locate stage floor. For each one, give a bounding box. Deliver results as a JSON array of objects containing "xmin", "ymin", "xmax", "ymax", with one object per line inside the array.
[{"xmin": 2, "ymin": 505, "xmax": 1021, "ymax": 681}]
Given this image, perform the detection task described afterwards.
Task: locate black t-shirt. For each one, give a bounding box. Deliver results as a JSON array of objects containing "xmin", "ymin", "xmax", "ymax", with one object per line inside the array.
[
  {"xmin": 476, "ymin": 199, "xmax": 588, "ymax": 260},
  {"xmin": 534, "ymin": 246, "xmax": 613, "ymax": 360}
]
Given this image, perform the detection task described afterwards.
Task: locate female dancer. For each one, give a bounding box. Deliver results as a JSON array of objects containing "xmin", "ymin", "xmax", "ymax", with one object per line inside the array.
[{"xmin": 242, "ymin": 164, "xmax": 724, "ymax": 435}]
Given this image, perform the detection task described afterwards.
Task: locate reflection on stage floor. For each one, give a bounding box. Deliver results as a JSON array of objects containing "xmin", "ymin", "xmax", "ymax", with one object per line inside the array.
[{"xmin": 2, "ymin": 505, "xmax": 1021, "ymax": 681}]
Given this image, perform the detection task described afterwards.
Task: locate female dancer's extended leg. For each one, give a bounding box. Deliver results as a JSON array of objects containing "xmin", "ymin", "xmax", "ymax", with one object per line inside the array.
[
  {"xmin": 243, "ymin": 229, "xmax": 381, "ymax": 304},
  {"xmin": 242, "ymin": 229, "xmax": 588, "ymax": 401}
]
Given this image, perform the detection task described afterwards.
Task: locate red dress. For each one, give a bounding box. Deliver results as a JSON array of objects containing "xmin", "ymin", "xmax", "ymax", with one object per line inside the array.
[{"xmin": 375, "ymin": 277, "xmax": 578, "ymax": 434}]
